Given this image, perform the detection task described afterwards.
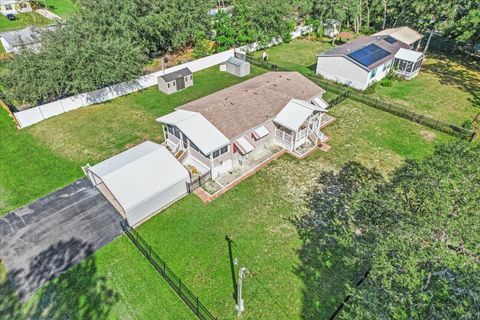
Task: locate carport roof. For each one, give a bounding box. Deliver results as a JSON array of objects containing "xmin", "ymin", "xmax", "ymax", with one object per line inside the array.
[{"xmin": 89, "ymin": 141, "xmax": 189, "ymax": 211}]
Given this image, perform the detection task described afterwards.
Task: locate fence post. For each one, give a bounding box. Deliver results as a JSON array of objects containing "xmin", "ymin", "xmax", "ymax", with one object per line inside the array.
[{"xmin": 196, "ymin": 297, "xmax": 200, "ymax": 316}]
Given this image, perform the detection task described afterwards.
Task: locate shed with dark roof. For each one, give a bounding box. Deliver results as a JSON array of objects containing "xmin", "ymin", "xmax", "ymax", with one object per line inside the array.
[{"xmin": 157, "ymin": 67, "xmax": 193, "ymax": 95}]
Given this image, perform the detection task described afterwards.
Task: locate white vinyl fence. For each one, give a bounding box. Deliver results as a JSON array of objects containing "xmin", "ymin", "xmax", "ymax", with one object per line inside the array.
[{"xmin": 13, "ymin": 25, "xmax": 312, "ymax": 128}]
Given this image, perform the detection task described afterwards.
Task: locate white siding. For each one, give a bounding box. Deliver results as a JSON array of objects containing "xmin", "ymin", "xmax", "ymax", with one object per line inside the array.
[
  {"xmin": 316, "ymin": 56, "xmax": 369, "ymax": 90},
  {"xmin": 368, "ymin": 59, "xmax": 393, "ymax": 85},
  {"xmin": 125, "ymin": 179, "xmax": 187, "ymax": 226}
]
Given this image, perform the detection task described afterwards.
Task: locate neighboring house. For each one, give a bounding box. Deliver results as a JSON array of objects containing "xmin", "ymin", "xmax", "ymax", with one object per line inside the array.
[
  {"xmin": 157, "ymin": 67, "xmax": 193, "ymax": 95},
  {"xmin": 0, "ymin": 0, "xmax": 32, "ymax": 16},
  {"xmin": 324, "ymin": 19, "xmax": 341, "ymax": 38},
  {"xmin": 0, "ymin": 25, "xmax": 54, "ymax": 53},
  {"xmin": 316, "ymin": 28, "xmax": 424, "ymax": 90},
  {"xmin": 373, "ymin": 26, "xmax": 423, "ymax": 46},
  {"xmin": 208, "ymin": 5, "xmax": 234, "ymax": 16},
  {"xmin": 224, "ymin": 56, "xmax": 250, "ymax": 77},
  {"xmin": 84, "ymin": 141, "xmax": 190, "ymax": 226},
  {"xmin": 157, "ymin": 72, "xmax": 332, "ymax": 179}
]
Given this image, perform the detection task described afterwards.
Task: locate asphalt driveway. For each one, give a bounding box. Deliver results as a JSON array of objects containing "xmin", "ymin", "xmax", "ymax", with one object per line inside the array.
[{"xmin": 0, "ymin": 178, "xmax": 123, "ymax": 301}]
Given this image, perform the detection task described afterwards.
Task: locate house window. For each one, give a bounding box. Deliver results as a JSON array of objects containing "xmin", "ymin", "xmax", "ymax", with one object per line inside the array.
[
  {"xmin": 370, "ymin": 68, "xmax": 377, "ymax": 79},
  {"xmin": 167, "ymin": 83, "xmax": 170, "ymax": 88},
  {"xmin": 166, "ymin": 124, "xmax": 174, "ymax": 135},
  {"xmin": 173, "ymin": 127, "xmax": 180, "ymax": 139},
  {"xmin": 173, "ymin": 81, "xmax": 176, "ymax": 86},
  {"xmin": 5, "ymin": 4, "xmax": 12, "ymax": 10},
  {"xmin": 382, "ymin": 62, "xmax": 391, "ymax": 72},
  {"xmin": 213, "ymin": 145, "xmax": 229, "ymax": 159},
  {"xmin": 190, "ymin": 75, "xmax": 193, "ymax": 80}
]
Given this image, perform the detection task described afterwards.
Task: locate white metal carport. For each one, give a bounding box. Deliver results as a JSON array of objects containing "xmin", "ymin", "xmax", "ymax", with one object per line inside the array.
[{"xmin": 85, "ymin": 141, "xmax": 190, "ymax": 226}]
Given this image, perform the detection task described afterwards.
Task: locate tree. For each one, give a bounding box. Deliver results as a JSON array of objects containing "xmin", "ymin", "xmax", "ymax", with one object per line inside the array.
[
  {"xmin": 213, "ymin": 11, "xmax": 236, "ymax": 51},
  {"xmin": 1, "ymin": 0, "xmax": 214, "ymax": 105},
  {"xmin": 295, "ymin": 141, "xmax": 480, "ymax": 318}
]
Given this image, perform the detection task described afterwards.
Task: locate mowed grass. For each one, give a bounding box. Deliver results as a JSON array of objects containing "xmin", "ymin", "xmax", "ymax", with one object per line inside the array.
[
  {"xmin": 253, "ymin": 37, "xmax": 333, "ymax": 74},
  {"xmin": 0, "ymin": 66, "xmax": 266, "ymax": 215},
  {"xmin": 0, "ymin": 92, "xmax": 451, "ymax": 320},
  {"xmin": 375, "ymin": 53, "xmax": 480, "ymax": 125},
  {"xmin": 254, "ymin": 39, "xmax": 480, "ymax": 125},
  {"xmin": 45, "ymin": 0, "xmax": 77, "ymax": 18},
  {"xmin": 0, "ymin": 12, "xmax": 51, "ymax": 32}
]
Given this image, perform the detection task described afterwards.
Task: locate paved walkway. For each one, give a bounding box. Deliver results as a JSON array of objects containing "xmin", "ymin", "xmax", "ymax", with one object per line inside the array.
[{"xmin": 0, "ymin": 178, "xmax": 122, "ymax": 301}]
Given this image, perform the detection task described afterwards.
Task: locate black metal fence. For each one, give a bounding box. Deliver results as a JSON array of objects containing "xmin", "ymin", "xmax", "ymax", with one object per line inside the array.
[
  {"xmin": 246, "ymin": 56, "xmax": 477, "ymax": 141},
  {"xmin": 120, "ymin": 220, "xmax": 217, "ymax": 320},
  {"xmin": 420, "ymin": 33, "xmax": 480, "ymax": 60},
  {"xmin": 187, "ymin": 171, "xmax": 212, "ymax": 193}
]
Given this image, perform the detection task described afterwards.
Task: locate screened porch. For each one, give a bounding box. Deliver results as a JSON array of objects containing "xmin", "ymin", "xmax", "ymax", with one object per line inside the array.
[{"xmin": 392, "ymin": 48, "xmax": 424, "ymax": 80}]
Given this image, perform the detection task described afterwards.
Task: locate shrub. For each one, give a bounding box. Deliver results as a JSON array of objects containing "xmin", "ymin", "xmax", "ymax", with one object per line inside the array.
[
  {"xmin": 380, "ymin": 78, "xmax": 393, "ymax": 87},
  {"xmin": 462, "ymin": 119, "xmax": 474, "ymax": 130},
  {"xmin": 192, "ymin": 39, "xmax": 215, "ymax": 58}
]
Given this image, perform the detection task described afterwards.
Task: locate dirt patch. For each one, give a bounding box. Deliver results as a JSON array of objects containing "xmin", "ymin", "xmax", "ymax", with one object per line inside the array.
[
  {"xmin": 144, "ymin": 49, "xmax": 194, "ymax": 73},
  {"xmin": 420, "ymin": 130, "xmax": 436, "ymax": 142}
]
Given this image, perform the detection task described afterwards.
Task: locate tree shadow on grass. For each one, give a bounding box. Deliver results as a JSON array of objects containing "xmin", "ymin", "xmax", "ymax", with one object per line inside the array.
[
  {"xmin": 292, "ymin": 162, "xmax": 383, "ymax": 319},
  {"xmin": 0, "ymin": 239, "xmax": 119, "ymax": 320},
  {"xmin": 422, "ymin": 53, "xmax": 480, "ymax": 109}
]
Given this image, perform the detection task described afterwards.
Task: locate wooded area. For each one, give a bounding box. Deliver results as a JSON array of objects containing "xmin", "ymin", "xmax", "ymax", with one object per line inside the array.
[
  {"xmin": 1, "ymin": 0, "xmax": 478, "ymax": 105},
  {"xmin": 296, "ymin": 141, "xmax": 480, "ymax": 318}
]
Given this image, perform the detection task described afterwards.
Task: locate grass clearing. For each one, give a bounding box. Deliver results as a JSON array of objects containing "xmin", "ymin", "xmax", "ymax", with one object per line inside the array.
[
  {"xmin": 44, "ymin": 0, "xmax": 77, "ymax": 18},
  {"xmin": 375, "ymin": 54, "xmax": 480, "ymax": 125},
  {"xmin": 254, "ymin": 38, "xmax": 333, "ymax": 74},
  {"xmin": 254, "ymin": 39, "xmax": 480, "ymax": 126},
  {"xmin": 0, "ymin": 13, "xmax": 51, "ymax": 32}
]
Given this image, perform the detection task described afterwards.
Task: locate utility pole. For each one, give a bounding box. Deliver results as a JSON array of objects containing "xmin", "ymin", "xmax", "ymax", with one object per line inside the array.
[{"xmin": 235, "ymin": 265, "xmax": 248, "ymax": 316}]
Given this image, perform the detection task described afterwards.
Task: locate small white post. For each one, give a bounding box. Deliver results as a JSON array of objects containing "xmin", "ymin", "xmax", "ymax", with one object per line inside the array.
[{"xmin": 236, "ymin": 267, "xmax": 248, "ymax": 316}]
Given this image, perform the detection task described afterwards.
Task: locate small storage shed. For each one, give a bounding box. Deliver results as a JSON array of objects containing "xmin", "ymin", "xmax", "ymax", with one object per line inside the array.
[
  {"xmin": 85, "ymin": 141, "xmax": 190, "ymax": 226},
  {"xmin": 225, "ymin": 56, "xmax": 250, "ymax": 77},
  {"xmin": 158, "ymin": 67, "xmax": 193, "ymax": 95}
]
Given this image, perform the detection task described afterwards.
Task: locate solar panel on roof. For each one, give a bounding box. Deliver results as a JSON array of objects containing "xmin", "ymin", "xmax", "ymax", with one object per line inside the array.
[
  {"xmin": 384, "ymin": 36, "xmax": 398, "ymax": 44},
  {"xmin": 347, "ymin": 44, "xmax": 391, "ymax": 67}
]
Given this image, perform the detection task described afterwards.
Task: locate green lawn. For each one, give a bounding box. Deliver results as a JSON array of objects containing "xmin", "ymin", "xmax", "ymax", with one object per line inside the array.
[
  {"xmin": 0, "ymin": 65, "xmax": 451, "ymax": 319},
  {"xmin": 0, "ymin": 12, "xmax": 51, "ymax": 32},
  {"xmin": 254, "ymin": 38, "xmax": 480, "ymax": 126},
  {"xmin": 375, "ymin": 54, "xmax": 480, "ymax": 126},
  {"xmin": 44, "ymin": 0, "xmax": 77, "ymax": 18},
  {"xmin": 254, "ymin": 38, "xmax": 333, "ymax": 74}
]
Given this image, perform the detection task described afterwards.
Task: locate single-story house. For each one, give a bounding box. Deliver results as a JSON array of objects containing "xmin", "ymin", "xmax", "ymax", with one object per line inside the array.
[
  {"xmin": 224, "ymin": 56, "xmax": 250, "ymax": 77},
  {"xmin": 316, "ymin": 28, "xmax": 424, "ymax": 90},
  {"xmin": 84, "ymin": 141, "xmax": 190, "ymax": 226},
  {"xmin": 373, "ymin": 26, "xmax": 423, "ymax": 46},
  {"xmin": 0, "ymin": 25, "xmax": 54, "ymax": 54},
  {"xmin": 0, "ymin": 0, "xmax": 32, "ymax": 16},
  {"xmin": 157, "ymin": 67, "xmax": 193, "ymax": 95},
  {"xmin": 157, "ymin": 72, "xmax": 331, "ymax": 179}
]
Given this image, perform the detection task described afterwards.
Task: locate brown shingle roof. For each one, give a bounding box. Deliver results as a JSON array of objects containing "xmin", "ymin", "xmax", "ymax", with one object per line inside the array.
[{"xmin": 178, "ymin": 72, "xmax": 324, "ymax": 139}]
